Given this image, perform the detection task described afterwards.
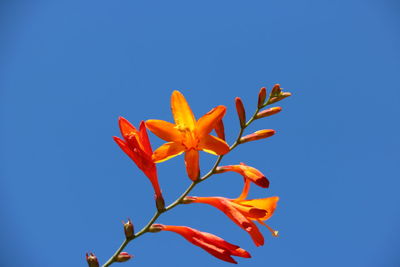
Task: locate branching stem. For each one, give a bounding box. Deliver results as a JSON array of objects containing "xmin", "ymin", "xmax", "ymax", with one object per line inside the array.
[{"xmin": 101, "ymin": 101, "xmax": 270, "ymax": 267}]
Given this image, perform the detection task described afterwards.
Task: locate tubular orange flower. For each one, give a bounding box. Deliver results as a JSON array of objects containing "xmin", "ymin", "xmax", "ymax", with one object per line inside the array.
[
  {"xmin": 113, "ymin": 117, "xmax": 164, "ymax": 209},
  {"xmin": 146, "ymin": 91, "xmax": 230, "ymax": 180},
  {"xmin": 215, "ymin": 163, "xmax": 270, "ymax": 188},
  {"xmin": 184, "ymin": 179, "xmax": 279, "ymax": 247},
  {"xmin": 152, "ymin": 224, "xmax": 251, "ymax": 264}
]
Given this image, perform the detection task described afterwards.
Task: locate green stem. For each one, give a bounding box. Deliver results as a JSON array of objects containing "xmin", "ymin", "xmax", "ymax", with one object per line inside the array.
[{"xmin": 101, "ymin": 100, "xmax": 272, "ymax": 267}]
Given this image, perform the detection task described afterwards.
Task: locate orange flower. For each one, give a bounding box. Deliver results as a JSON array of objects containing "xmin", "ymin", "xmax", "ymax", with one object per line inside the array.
[
  {"xmin": 151, "ymin": 224, "xmax": 250, "ymax": 264},
  {"xmin": 146, "ymin": 91, "xmax": 230, "ymax": 180},
  {"xmin": 184, "ymin": 179, "xmax": 279, "ymax": 247},
  {"xmin": 216, "ymin": 163, "xmax": 270, "ymax": 188},
  {"xmin": 113, "ymin": 117, "xmax": 164, "ymax": 209}
]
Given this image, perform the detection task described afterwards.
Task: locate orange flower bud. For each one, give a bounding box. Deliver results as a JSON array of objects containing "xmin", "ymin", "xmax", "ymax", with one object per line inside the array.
[
  {"xmin": 235, "ymin": 97, "xmax": 246, "ymax": 127},
  {"xmin": 240, "ymin": 129, "xmax": 275, "ymax": 144},
  {"xmin": 116, "ymin": 252, "xmax": 133, "ymax": 262},
  {"xmin": 86, "ymin": 253, "xmax": 99, "ymax": 267},
  {"xmin": 257, "ymin": 87, "xmax": 267, "ymax": 108},
  {"xmin": 123, "ymin": 218, "xmax": 134, "ymax": 239},
  {"xmin": 255, "ymin": 107, "xmax": 282, "ymax": 119}
]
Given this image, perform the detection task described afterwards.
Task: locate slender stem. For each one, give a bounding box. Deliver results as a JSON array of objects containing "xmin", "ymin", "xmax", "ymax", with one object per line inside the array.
[{"xmin": 101, "ymin": 100, "xmax": 272, "ymax": 267}]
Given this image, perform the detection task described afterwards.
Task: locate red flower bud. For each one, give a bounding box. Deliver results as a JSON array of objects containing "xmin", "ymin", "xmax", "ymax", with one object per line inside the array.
[
  {"xmin": 240, "ymin": 129, "xmax": 276, "ymax": 144},
  {"xmin": 257, "ymin": 87, "xmax": 267, "ymax": 108},
  {"xmin": 235, "ymin": 97, "xmax": 246, "ymax": 128},
  {"xmin": 116, "ymin": 252, "xmax": 133, "ymax": 262},
  {"xmin": 86, "ymin": 253, "xmax": 99, "ymax": 267}
]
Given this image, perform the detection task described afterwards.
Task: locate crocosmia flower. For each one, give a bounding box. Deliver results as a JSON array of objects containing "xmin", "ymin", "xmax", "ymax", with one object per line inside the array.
[
  {"xmin": 113, "ymin": 117, "xmax": 164, "ymax": 209},
  {"xmin": 184, "ymin": 179, "xmax": 279, "ymax": 246},
  {"xmin": 146, "ymin": 90, "xmax": 230, "ymax": 180},
  {"xmin": 151, "ymin": 224, "xmax": 251, "ymax": 264}
]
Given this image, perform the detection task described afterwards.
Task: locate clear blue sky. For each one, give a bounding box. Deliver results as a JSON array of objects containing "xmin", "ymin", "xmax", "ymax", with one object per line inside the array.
[{"xmin": 1, "ymin": 1, "xmax": 399, "ymax": 266}]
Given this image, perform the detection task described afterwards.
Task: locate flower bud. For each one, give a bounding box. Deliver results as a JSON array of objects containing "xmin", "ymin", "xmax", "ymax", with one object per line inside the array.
[
  {"xmin": 270, "ymin": 84, "xmax": 281, "ymax": 97},
  {"xmin": 240, "ymin": 129, "xmax": 276, "ymax": 144},
  {"xmin": 255, "ymin": 107, "xmax": 282, "ymax": 119},
  {"xmin": 123, "ymin": 219, "xmax": 134, "ymax": 239},
  {"xmin": 149, "ymin": 224, "xmax": 164, "ymax": 233},
  {"xmin": 86, "ymin": 253, "xmax": 99, "ymax": 267},
  {"xmin": 235, "ymin": 97, "xmax": 246, "ymax": 128},
  {"xmin": 257, "ymin": 87, "xmax": 267, "ymax": 108},
  {"xmin": 116, "ymin": 252, "xmax": 133, "ymax": 262}
]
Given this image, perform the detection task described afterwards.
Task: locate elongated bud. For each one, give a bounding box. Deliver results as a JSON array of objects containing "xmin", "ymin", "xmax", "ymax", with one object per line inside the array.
[
  {"xmin": 255, "ymin": 107, "xmax": 282, "ymax": 119},
  {"xmin": 240, "ymin": 129, "xmax": 276, "ymax": 144},
  {"xmin": 270, "ymin": 84, "xmax": 281, "ymax": 97},
  {"xmin": 214, "ymin": 119, "xmax": 226, "ymax": 141},
  {"xmin": 149, "ymin": 224, "xmax": 164, "ymax": 233},
  {"xmin": 235, "ymin": 97, "xmax": 246, "ymax": 128},
  {"xmin": 257, "ymin": 87, "xmax": 267, "ymax": 108},
  {"xmin": 123, "ymin": 219, "xmax": 134, "ymax": 239},
  {"xmin": 155, "ymin": 194, "xmax": 166, "ymax": 212},
  {"xmin": 116, "ymin": 252, "xmax": 133, "ymax": 262},
  {"xmin": 86, "ymin": 253, "xmax": 99, "ymax": 267}
]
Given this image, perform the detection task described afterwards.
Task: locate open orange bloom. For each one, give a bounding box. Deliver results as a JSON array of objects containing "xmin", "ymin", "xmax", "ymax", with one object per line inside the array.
[
  {"xmin": 152, "ymin": 224, "xmax": 250, "ymax": 264},
  {"xmin": 184, "ymin": 179, "xmax": 279, "ymax": 247},
  {"xmin": 216, "ymin": 162, "xmax": 270, "ymax": 188},
  {"xmin": 113, "ymin": 117, "xmax": 164, "ymax": 209},
  {"xmin": 146, "ymin": 91, "xmax": 230, "ymax": 180}
]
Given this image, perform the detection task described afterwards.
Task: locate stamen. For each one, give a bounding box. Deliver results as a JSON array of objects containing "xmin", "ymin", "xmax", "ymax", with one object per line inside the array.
[{"xmin": 258, "ymin": 220, "xmax": 279, "ymax": 237}]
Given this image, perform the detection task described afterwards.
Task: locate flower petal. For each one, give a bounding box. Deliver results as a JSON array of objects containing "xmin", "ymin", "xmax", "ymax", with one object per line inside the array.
[
  {"xmin": 214, "ymin": 118, "xmax": 226, "ymax": 140},
  {"xmin": 153, "ymin": 142, "xmax": 185, "ymax": 163},
  {"xmin": 199, "ymin": 135, "xmax": 230, "ymax": 155},
  {"xmin": 113, "ymin": 136, "xmax": 141, "ymax": 167},
  {"xmin": 185, "ymin": 149, "xmax": 200, "ymax": 180},
  {"xmin": 146, "ymin": 120, "xmax": 182, "ymax": 142},
  {"xmin": 171, "ymin": 91, "xmax": 196, "ymax": 130},
  {"xmin": 196, "ymin": 105, "xmax": 226, "ymax": 138},
  {"xmin": 119, "ymin": 117, "xmax": 138, "ymax": 139},
  {"xmin": 139, "ymin": 121, "xmax": 153, "ymax": 154},
  {"xmin": 239, "ymin": 197, "xmax": 279, "ymax": 221}
]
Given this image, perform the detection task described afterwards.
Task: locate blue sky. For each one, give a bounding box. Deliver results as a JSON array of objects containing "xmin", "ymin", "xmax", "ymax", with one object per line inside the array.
[{"xmin": 1, "ymin": 1, "xmax": 399, "ymax": 266}]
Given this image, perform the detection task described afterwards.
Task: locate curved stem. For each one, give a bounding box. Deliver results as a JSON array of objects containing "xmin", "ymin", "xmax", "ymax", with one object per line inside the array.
[{"xmin": 101, "ymin": 102, "xmax": 270, "ymax": 267}]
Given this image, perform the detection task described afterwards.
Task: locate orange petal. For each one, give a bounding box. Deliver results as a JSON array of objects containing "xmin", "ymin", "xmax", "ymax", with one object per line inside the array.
[
  {"xmin": 152, "ymin": 142, "xmax": 185, "ymax": 163},
  {"xmin": 214, "ymin": 119, "xmax": 225, "ymax": 141},
  {"xmin": 198, "ymin": 135, "xmax": 230, "ymax": 155},
  {"xmin": 146, "ymin": 120, "xmax": 182, "ymax": 142},
  {"xmin": 185, "ymin": 149, "xmax": 200, "ymax": 180},
  {"xmin": 171, "ymin": 91, "xmax": 196, "ymax": 130},
  {"xmin": 239, "ymin": 196, "xmax": 279, "ymax": 221},
  {"xmin": 245, "ymin": 220, "xmax": 265, "ymax": 247},
  {"xmin": 196, "ymin": 105, "xmax": 226, "ymax": 138}
]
